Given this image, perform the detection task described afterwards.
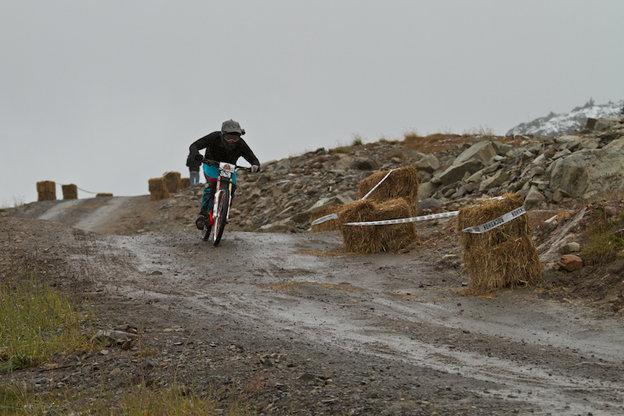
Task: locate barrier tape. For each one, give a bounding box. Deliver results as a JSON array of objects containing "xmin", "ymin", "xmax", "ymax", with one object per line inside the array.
[
  {"xmin": 55, "ymin": 183, "xmax": 100, "ymax": 195},
  {"xmin": 361, "ymin": 169, "xmax": 394, "ymax": 201},
  {"xmin": 460, "ymin": 206, "xmax": 526, "ymax": 234},
  {"xmin": 344, "ymin": 211, "xmax": 459, "ymax": 226},
  {"xmin": 344, "ymin": 205, "xmax": 527, "ymax": 234},
  {"xmin": 311, "ymin": 169, "xmax": 395, "ymax": 226},
  {"xmin": 311, "ymin": 213, "xmax": 339, "ymax": 226}
]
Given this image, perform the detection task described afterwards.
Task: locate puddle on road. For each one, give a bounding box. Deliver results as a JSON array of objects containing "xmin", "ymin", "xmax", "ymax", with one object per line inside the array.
[{"xmin": 265, "ymin": 281, "xmax": 362, "ymax": 293}]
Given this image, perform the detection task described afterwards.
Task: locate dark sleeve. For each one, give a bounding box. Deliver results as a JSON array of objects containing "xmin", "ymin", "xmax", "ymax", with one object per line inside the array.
[
  {"xmin": 189, "ymin": 131, "xmax": 219, "ymax": 156},
  {"xmin": 238, "ymin": 139, "xmax": 260, "ymax": 167}
]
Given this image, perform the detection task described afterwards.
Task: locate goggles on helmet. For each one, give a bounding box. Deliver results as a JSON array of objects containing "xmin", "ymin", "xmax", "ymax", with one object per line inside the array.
[{"xmin": 224, "ymin": 133, "xmax": 240, "ymax": 144}]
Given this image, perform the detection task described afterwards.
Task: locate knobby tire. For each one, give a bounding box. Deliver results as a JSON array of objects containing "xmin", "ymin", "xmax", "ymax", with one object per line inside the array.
[{"xmin": 212, "ymin": 188, "xmax": 229, "ymax": 246}]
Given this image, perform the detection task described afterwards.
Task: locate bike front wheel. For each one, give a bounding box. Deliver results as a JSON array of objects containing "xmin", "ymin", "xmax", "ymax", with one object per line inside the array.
[{"xmin": 212, "ymin": 188, "xmax": 230, "ymax": 246}]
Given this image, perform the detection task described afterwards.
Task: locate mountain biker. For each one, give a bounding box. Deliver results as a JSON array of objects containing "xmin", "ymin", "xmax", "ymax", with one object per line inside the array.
[{"xmin": 189, "ymin": 119, "xmax": 260, "ymax": 230}]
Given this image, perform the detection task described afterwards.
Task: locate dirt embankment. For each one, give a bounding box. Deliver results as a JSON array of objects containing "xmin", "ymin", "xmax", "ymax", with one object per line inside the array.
[{"xmin": 2, "ymin": 189, "xmax": 624, "ymax": 414}]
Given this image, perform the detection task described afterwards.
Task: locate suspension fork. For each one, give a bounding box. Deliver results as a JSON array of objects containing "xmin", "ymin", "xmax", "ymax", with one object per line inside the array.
[{"xmin": 213, "ymin": 178, "xmax": 233, "ymax": 222}]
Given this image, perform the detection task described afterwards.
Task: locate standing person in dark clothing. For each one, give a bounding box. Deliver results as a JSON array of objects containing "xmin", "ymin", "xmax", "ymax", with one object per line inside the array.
[
  {"xmin": 186, "ymin": 151, "xmax": 202, "ymax": 186},
  {"xmin": 189, "ymin": 119, "xmax": 260, "ymax": 230}
]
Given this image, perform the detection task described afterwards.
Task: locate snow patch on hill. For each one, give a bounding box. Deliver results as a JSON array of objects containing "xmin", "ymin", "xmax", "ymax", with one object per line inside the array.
[{"xmin": 507, "ymin": 99, "xmax": 623, "ymax": 138}]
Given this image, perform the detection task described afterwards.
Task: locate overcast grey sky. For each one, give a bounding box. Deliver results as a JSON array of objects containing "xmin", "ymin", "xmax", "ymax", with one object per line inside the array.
[{"xmin": 1, "ymin": 1, "xmax": 623, "ymax": 206}]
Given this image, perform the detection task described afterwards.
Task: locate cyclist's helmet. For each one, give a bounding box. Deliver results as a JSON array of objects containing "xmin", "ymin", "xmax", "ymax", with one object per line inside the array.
[{"xmin": 221, "ymin": 119, "xmax": 244, "ymax": 148}]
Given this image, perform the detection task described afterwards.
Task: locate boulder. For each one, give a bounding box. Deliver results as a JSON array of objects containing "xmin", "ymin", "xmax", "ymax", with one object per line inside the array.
[
  {"xmin": 492, "ymin": 141, "xmax": 513, "ymax": 155},
  {"xmin": 350, "ymin": 158, "xmax": 378, "ymax": 171},
  {"xmin": 557, "ymin": 254, "xmax": 583, "ymax": 272},
  {"xmin": 413, "ymin": 154, "xmax": 440, "ymax": 173},
  {"xmin": 479, "ymin": 170, "xmax": 512, "ymax": 192},
  {"xmin": 417, "ymin": 181, "xmax": 438, "ymax": 200},
  {"xmin": 595, "ymin": 118, "xmax": 619, "ymax": 132},
  {"xmin": 601, "ymin": 137, "xmax": 624, "ymax": 150},
  {"xmin": 331, "ymin": 155, "xmax": 354, "ymax": 171},
  {"xmin": 562, "ymin": 242, "xmax": 580, "ymax": 254},
  {"xmin": 453, "ymin": 140, "xmax": 497, "ymax": 167},
  {"xmin": 436, "ymin": 159, "xmax": 483, "ymax": 186},
  {"xmin": 549, "ymin": 148, "xmax": 624, "ymax": 199},
  {"xmin": 418, "ymin": 198, "xmax": 441, "ymax": 211},
  {"xmin": 525, "ymin": 185, "xmax": 546, "ymax": 209}
]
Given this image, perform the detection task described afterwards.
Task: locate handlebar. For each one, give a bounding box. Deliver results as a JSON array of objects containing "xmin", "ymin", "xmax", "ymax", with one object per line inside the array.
[{"xmin": 202, "ymin": 158, "xmax": 253, "ymax": 172}]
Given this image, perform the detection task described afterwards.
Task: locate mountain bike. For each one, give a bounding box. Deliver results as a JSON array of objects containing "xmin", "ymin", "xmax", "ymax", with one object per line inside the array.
[{"xmin": 201, "ymin": 159, "xmax": 251, "ymax": 246}]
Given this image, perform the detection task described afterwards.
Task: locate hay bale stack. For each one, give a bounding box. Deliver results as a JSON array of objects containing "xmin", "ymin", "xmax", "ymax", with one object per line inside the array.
[
  {"xmin": 148, "ymin": 177, "xmax": 169, "ymax": 201},
  {"xmin": 457, "ymin": 193, "xmax": 541, "ymax": 293},
  {"xmin": 180, "ymin": 177, "xmax": 191, "ymax": 188},
  {"xmin": 95, "ymin": 193, "xmax": 113, "ymax": 198},
  {"xmin": 36, "ymin": 181, "xmax": 56, "ymax": 201},
  {"xmin": 61, "ymin": 184, "xmax": 78, "ymax": 200},
  {"xmin": 310, "ymin": 205, "xmax": 340, "ymax": 232},
  {"xmin": 163, "ymin": 171, "xmax": 181, "ymax": 193},
  {"xmin": 358, "ymin": 166, "xmax": 419, "ymax": 208},
  {"xmin": 338, "ymin": 198, "xmax": 418, "ymax": 254}
]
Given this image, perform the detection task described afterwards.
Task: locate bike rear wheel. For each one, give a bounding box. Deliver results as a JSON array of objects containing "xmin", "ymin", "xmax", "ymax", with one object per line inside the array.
[{"xmin": 212, "ymin": 188, "xmax": 230, "ymax": 246}]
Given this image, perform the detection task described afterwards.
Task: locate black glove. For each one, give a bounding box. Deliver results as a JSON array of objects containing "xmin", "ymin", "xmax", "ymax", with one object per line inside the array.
[
  {"xmin": 193, "ymin": 153, "xmax": 203, "ymax": 161},
  {"xmin": 251, "ymin": 165, "xmax": 260, "ymax": 173}
]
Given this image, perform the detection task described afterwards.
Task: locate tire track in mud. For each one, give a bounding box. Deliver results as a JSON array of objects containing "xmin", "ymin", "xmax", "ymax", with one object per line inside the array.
[{"xmin": 70, "ymin": 229, "xmax": 624, "ymax": 415}]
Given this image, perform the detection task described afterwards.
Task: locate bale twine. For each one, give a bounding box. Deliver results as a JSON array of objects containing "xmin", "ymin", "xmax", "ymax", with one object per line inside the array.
[
  {"xmin": 36, "ymin": 181, "xmax": 56, "ymax": 201},
  {"xmin": 310, "ymin": 205, "xmax": 340, "ymax": 232},
  {"xmin": 358, "ymin": 166, "xmax": 419, "ymax": 209},
  {"xmin": 148, "ymin": 177, "xmax": 169, "ymax": 201},
  {"xmin": 163, "ymin": 171, "xmax": 181, "ymax": 193},
  {"xmin": 95, "ymin": 193, "xmax": 113, "ymax": 198},
  {"xmin": 457, "ymin": 193, "xmax": 541, "ymax": 293},
  {"xmin": 180, "ymin": 177, "xmax": 191, "ymax": 188},
  {"xmin": 338, "ymin": 198, "xmax": 419, "ymax": 254},
  {"xmin": 61, "ymin": 184, "xmax": 78, "ymax": 200}
]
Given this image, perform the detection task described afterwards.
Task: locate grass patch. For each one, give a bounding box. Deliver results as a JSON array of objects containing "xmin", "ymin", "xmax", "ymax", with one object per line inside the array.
[
  {"xmin": 351, "ymin": 133, "xmax": 364, "ymax": 146},
  {"xmin": 403, "ymin": 132, "xmax": 464, "ymax": 154},
  {"xmin": 329, "ymin": 146, "xmax": 349, "ymax": 154},
  {"xmin": 0, "ymin": 381, "xmax": 256, "ymax": 415},
  {"xmin": 462, "ymin": 125, "xmax": 496, "ymax": 137},
  {"xmin": 0, "ymin": 261, "xmax": 92, "ymax": 373},
  {"xmin": 114, "ymin": 384, "xmax": 254, "ymax": 416},
  {"xmin": 580, "ymin": 204, "xmax": 624, "ymax": 264}
]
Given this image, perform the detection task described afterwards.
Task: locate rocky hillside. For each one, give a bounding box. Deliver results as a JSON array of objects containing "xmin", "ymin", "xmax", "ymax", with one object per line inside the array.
[
  {"xmin": 506, "ymin": 99, "xmax": 623, "ymax": 138},
  {"xmin": 155, "ymin": 112, "xmax": 624, "ymax": 235},
  {"xmin": 9, "ymin": 112, "xmax": 624, "ymax": 240}
]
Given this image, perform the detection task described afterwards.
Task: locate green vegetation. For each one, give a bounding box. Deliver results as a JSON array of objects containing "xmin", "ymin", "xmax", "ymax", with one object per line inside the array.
[
  {"xmin": 0, "ymin": 261, "xmax": 256, "ymax": 415},
  {"xmin": 581, "ymin": 205, "xmax": 624, "ymax": 264},
  {"xmin": 115, "ymin": 385, "xmax": 254, "ymax": 416},
  {"xmin": 351, "ymin": 133, "xmax": 364, "ymax": 146},
  {"xmin": 0, "ymin": 262, "xmax": 91, "ymax": 373},
  {"xmin": 0, "ymin": 382, "xmax": 256, "ymax": 415},
  {"xmin": 329, "ymin": 146, "xmax": 348, "ymax": 154}
]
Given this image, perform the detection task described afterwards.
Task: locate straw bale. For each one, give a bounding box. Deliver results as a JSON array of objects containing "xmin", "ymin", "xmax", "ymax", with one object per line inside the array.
[
  {"xmin": 36, "ymin": 181, "xmax": 56, "ymax": 201},
  {"xmin": 310, "ymin": 205, "xmax": 340, "ymax": 232},
  {"xmin": 163, "ymin": 171, "xmax": 181, "ymax": 193},
  {"xmin": 358, "ymin": 166, "xmax": 419, "ymax": 208},
  {"xmin": 95, "ymin": 193, "xmax": 113, "ymax": 198},
  {"xmin": 61, "ymin": 184, "xmax": 78, "ymax": 200},
  {"xmin": 457, "ymin": 193, "xmax": 541, "ymax": 292},
  {"xmin": 180, "ymin": 178, "xmax": 191, "ymax": 188},
  {"xmin": 338, "ymin": 198, "xmax": 419, "ymax": 254},
  {"xmin": 148, "ymin": 177, "xmax": 169, "ymax": 201},
  {"xmin": 462, "ymin": 236, "xmax": 541, "ymax": 293}
]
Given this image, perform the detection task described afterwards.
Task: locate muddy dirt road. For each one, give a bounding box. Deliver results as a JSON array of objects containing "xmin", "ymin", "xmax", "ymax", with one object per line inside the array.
[{"xmin": 3, "ymin": 196, "xmax": 624, "ymax": 415}]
